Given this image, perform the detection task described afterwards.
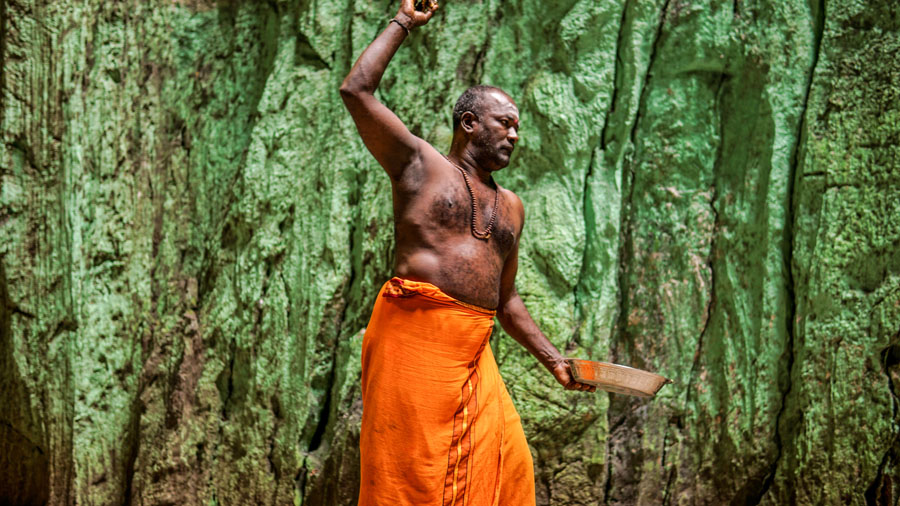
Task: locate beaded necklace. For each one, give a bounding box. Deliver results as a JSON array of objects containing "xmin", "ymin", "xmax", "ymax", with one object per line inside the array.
[{"xmin": 444, "ymin": 156, "xmax": 499, "ymax": 240}]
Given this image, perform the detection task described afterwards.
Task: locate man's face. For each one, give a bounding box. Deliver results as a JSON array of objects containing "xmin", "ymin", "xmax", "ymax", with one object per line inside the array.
[{"xmin": 470, "ymin": 91, "xmax": 520, "ymax": 171}]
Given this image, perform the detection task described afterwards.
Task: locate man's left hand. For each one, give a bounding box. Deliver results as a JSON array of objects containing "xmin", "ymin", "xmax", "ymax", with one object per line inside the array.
[{"xmin": 551, "ymin": 360, "xmax": 597, "ymax": 393}]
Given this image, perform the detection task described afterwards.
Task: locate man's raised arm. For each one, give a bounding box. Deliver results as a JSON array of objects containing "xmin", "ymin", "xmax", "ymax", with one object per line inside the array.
[{"xmin": 339, "ymin": 0, "xmax": 438, "ymax": 180}]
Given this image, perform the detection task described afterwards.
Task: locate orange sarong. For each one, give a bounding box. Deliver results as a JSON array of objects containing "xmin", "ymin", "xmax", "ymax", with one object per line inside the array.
[{"xmin": 359, "ymin": 277, "xmax": 536, "ymax": 506}]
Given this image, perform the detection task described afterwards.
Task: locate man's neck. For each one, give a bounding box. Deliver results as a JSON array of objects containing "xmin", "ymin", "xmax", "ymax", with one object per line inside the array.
[{"xmin": 447, "ymin": 148, "xmax": 494, "ymax": 187}]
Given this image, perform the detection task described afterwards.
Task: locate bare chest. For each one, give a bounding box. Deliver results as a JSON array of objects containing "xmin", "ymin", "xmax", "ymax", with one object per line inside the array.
[{"xmin": 424, "ymin": 185, "xmax": 516, "ymax": 256}]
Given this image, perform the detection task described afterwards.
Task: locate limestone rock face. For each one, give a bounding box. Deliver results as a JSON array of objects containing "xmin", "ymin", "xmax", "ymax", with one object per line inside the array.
[{"xmin": 1, "ymin": 1, "xmax": 897, "ymax": 504}]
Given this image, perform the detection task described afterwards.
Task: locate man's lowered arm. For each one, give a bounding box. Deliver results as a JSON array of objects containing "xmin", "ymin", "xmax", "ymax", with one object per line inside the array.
[
  {"xmin": 496, "ymin": 196, "xmax": 596, "ymax": 392},
  {"xmin": 339, "ymin": 0, "xmax": 438, "ymax": 180}
]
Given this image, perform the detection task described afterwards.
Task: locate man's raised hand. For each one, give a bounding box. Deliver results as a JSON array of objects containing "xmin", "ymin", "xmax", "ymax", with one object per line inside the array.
[{"xmin": 397, "ymin": 0, "xmax": 439, "ymax": 30}]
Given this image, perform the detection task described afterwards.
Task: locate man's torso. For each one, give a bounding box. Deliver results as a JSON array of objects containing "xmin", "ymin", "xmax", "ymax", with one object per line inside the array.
[{"xmin": 390, "ymin": 145, "xmax": 521, "ymax": 309}]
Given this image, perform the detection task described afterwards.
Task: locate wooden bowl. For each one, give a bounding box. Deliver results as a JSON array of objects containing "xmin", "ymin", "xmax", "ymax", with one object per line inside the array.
[{"xmin": 567, "ymin": 359, "xmax": 673, "ymax": 398}]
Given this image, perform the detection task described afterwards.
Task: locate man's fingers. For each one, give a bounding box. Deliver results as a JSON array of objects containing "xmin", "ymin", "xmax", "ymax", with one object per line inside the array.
[
  {"xmin": 423, "ymin": 1, "xmax": 438, "ymax": 20},
  {"xmin": 565, "ymin": 380, "xmax": 595, "ymax": 392},
  {"xmin": 572, "ymin": 381, "xmax": 595, "ymax": 392}
]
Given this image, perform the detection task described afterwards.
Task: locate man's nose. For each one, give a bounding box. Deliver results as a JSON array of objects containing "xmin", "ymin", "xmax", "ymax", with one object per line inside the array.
[{"xmin": 508, "ymin": 128, "xmax": 518, "ymax": 145}]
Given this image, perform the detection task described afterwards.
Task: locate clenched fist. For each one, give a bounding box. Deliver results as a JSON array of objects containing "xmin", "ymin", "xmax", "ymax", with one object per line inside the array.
[{"xmin": 396, "ymin": 0, "xmax": 439, "ymax": 30}]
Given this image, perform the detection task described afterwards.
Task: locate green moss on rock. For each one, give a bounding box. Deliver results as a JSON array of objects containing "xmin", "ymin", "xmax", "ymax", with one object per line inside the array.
[{"xmin": 1, "ymin": 0, "xmax": 897, "ymax": 504}]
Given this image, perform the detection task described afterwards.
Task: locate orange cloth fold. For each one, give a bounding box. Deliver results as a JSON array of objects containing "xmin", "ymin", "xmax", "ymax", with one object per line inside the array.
[{"xmin": 359, "ymin": 277, "xmax": 535, "ymax": 506}]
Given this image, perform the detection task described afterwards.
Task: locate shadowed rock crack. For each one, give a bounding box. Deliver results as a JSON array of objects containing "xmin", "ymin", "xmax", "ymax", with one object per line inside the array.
[
  {"xmin": 0, "ymin": 420, "xmax": 43, "ymax": 453},
  {"xmin": 661, "ymin": 428, "xmax": 675, "ymax": 505},
  {"xmin": 747, "ymin": 1, "xmax": 826, "ymax": 503},
  {"xmin": 613, "ymin": 0, "xmax": 673, "ymax": 357},
  {"xmin": 122, "ymin": 397, "xmax": 142, "ymax": 506},
  {"xmin": 600, "ymin": 0, "xmax": 631, "ymax": 151},
  {"xmin": 573, "ymin": 148, "xmax": 597, "ymax": 335},
  {"xmin": 302, "ymin": 158, "xmax": 363, "ymax": 505},
  {"xmin": 307, "ymin": 354, "xmax": 338, "ymax": 454},
  {"xmin": 0, "ymin": 0, "xmax": 7, "ymax": 117},
  {"xmin": 627, "ymin": 0, "xmax": 671, "ymax": 148},
  {"xmin": 606, "ymin": 2, "xmax": 671, "ymax": 500}
]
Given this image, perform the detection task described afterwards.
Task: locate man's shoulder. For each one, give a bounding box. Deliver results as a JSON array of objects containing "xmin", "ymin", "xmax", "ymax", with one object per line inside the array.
[
  {"xmin": 498, "ymin": 185, "xmax": 523, "ymax": 211},
  {"xmin": 496, "ymin": 185, "xmax": 525, "ymax": 229}
]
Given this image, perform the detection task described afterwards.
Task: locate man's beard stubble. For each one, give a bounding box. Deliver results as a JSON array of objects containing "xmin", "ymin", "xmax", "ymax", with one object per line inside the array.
[{"xmin": 472, "ymin": 129, "xmax": 510, "ymax": 172}]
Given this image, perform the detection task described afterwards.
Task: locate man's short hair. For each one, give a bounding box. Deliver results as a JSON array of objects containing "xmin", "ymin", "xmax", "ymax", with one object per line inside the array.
[{"xmin": 452, "ymin": 85, "xmax": 509, "ymax": 131}]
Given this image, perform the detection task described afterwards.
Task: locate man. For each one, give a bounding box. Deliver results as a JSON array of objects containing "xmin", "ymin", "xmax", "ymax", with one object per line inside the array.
[{"xmin": 340, "ymin": 1, "xmax": 595, "ymax": 504}]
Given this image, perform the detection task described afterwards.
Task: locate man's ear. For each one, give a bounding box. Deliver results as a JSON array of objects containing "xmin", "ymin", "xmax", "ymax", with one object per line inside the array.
[{"xmin": 460, "ymin": 111, "xmax": 477, "ymax": 134}]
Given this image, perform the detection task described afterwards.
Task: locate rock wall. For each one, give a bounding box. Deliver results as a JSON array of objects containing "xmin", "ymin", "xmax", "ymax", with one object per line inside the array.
[{"xmin": 1, "ymin": 0, "xmax": 897, "ymax": 504}]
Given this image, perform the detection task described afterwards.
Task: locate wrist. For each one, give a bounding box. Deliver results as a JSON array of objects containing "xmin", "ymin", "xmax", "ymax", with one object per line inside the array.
[
  {"xmin": 393, "ymin": 12, "xmax": 413, "ymax": 32},
  {"xmin": 541, "ymin": 352, "xmax": 567, "ymax": 372}
]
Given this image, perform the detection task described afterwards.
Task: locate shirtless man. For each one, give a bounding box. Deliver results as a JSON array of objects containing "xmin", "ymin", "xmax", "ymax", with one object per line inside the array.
[{"xmin": 340, "ymin": 1, "xmax": 594, "ymax": 504}]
